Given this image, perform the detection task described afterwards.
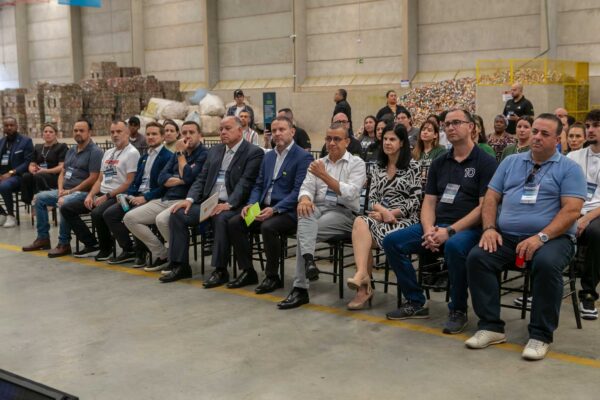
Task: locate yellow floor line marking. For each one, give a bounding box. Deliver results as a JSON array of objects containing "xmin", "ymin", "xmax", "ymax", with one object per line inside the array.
[{"xmin": 2, "ymin": 242, "xmax": 599, "ymax": 369}]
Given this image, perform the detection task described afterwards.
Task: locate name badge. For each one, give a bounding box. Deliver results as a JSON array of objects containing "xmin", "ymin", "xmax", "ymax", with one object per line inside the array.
[
  {"xmin": 104, "ymin": 167, "xmax": 116, "ymax": 183},
  {"xmin": 440, "ymin": 183, "xmax": 460, "ymax": 204},
  {"xmin": 65, "ymin": 166, "xmax": 74, "ymax": 180},
  {"xmin": 587, "ymin": 182, "xmax": 598, "ymax": 201},
  {"xmin": 1, "ymin": 154, "xmax": 8, "ymax": 166},
  {"xmin": 325, "ymin": 189, "xmax": 338, "ymax": 205},
  {"xmin": 139, "ymin": 177, "xmax": 149, "ymax": 192},
  {"xmin": 520, "ymin": 183, "xmax": 540, "ymax": 204},
  {"xmin": 39, "ymin": 162, "xmax": 48, "ymax": 169},
  {"xmin": 216, "ymin": 170, "xmax": 226, "ymax": 184}
]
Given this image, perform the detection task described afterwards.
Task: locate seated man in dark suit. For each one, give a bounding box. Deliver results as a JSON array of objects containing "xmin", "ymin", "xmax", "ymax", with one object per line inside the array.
[
  {"xmin": 160, "ymin": 116, "xmax": 264, "ymax": 284},
  {"xmin": 226, "ymin": 116, "xmax": 313, "ymax": 293},
  {"xmin": 0, "ymin": 116, "xmax": 34, "ymax": 228},
  {"xmin": 103, "ymin": 122, "xmax": 173, "ymax": 266}
]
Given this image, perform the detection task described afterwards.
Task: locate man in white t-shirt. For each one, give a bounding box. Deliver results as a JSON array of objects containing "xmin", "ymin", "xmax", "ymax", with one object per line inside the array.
[
  {"xmin": 60, "ymin": 120, "xmax": 140, "ymax": 261},
  {"xmin": 568, "ymin": 109, "xmax": 600, "ymax": 320}
]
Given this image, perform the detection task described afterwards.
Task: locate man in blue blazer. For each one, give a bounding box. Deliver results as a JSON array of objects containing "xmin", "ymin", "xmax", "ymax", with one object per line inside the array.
[
  {"xmin": 103, "ymin": 122, "xmax": 172, "ymax": 267},
  {"xmin": 0, "ymin": 117, "xmax": 33, "ymax": 228},
  {"xmin": 161, "ymin": 116, "xmax": 264, "ymax": 284},
  {"xmin": 226, "ymin": 116, "xmax": 313, "ymax": 293}
]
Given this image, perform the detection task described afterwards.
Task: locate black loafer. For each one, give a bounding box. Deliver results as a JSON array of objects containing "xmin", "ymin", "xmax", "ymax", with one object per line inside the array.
[
  {"xmin": 277, "ymin": 287, "xmax": 309, "ymax": 309},
  {"xmin": 227, "ymin": 269, "xmax": 258, "ymax": 289},
  {"xmin": 255, "ymin": 276, "xmax": 283, "ymax": 294},
  {"xmin": 305, "ymin": 260, "xmax": 320, "ymax": 281},
  {"xmin": 159, "ymin": 265, "xmax": 192, "ymax": 283},
  {"xmin": 203, "ymin": 269, "xmax": 230, "ymax": 289}
]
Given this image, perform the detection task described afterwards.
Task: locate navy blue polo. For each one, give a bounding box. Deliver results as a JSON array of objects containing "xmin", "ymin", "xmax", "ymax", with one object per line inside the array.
[{"xmin": 425, "ymin": 144, "xmax": 497, "ymax": 225}]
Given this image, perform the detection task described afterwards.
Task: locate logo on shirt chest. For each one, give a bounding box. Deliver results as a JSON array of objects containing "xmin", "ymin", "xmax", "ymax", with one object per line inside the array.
[
  {"xmin": 105, "ymin": 159, "xmax": 120, "ymax": 166},
  {"xmin": 464, "ymin": 168, "xmax": 476, "ymax": 178}
]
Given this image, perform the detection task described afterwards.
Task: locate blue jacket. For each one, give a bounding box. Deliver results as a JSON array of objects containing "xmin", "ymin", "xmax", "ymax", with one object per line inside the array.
[
  {"xmin": 157, "ymin": 143, "xmax": 208, "ymax": 200},
  {"xmin": 247, "ymin": 143, "xmax": 313, "ymax": 218},
  {"xmin": 0, "ymin": 133, "xmax": 34, "ymax": 176},
  {"xmin": 127, "ymin": 146, "xmax": 172, "ymax": 201}
]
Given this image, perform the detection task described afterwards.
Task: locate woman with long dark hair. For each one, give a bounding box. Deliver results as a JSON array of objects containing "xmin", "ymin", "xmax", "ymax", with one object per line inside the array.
[
  {"xmin": 346, "ymin": 123, "xmax": 422, "ymax": 310},
  {"xmin": 358, "ymin": 115, "xmax": 377, "ymax": 156},
  {"xmin": 412, "ymin": 120, "xmax": 446, "ymax": 187},
  {"xmin": 501, "ymin": 116, "xmax": 533, "ymax": 160}
]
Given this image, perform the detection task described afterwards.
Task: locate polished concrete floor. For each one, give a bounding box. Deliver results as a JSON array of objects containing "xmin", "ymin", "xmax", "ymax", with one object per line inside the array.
[{"xmin": 0, "ymin": 221, "xmax": 599, "ymax": 400}]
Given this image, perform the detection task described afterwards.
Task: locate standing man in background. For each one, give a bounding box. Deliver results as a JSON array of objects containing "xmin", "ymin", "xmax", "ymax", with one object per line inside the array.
[
  {"xmin": 333, "ymin": 88, "xmax": 353, "ymax": 136},
  {"xmin": 503, "ymin": 83, "xmax": 534, "ymax": 134}
]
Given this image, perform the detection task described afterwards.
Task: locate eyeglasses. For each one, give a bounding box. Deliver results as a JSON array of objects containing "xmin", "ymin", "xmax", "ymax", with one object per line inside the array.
[
  {"xmin": 585, "ymin": 122, "xmax": 600, "ymax": 129},
  {"xmin": 333, "ymin": 120, "xmax": 349, "ymax": 124},
  {"xmin": 325, "ymin": 136, "xmax": 345, "ymax": 143},
  {"xmin": 443, "ymin": 120, "xmax": 471, "ymax": 129},
  {"xmin": 526, "ymin": 164, "xmax": 541, "ymax": 184}
]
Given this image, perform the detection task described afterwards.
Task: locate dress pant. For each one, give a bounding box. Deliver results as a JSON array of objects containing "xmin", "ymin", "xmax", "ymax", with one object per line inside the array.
[
  {"xmin": 60, "ymin": 195, "xmax": 117, "ymax": 250},
  {"xmin": 21, "ymin": 172, "xmax": 58, "ymax": 205},
  {"xmin": 382, "ymin": 223, "xmax": 481, "ymax": 312},
  {"xmin": 293, "ymin": 205, "xmax": 355, "ymax": 289},
  {"xmin": 467, "ymin": 234, "xmax": 574, "ymax": 343},
  {"xmin": 227, "ymin": 211, "xmax": 297, "ymax": 277},
  {"xmin": 579, "ymin": 216, "xmax": 600, "ymax": 301},
  {"xmin": 104, "ymin": 202, "xmax": 136, "ymax": 252},
  {"xmin": 0, "ymin": 176, "xmax": 21, "ymax": 215},
  {"xmin": 123, "ymin": 199, "xmax": 180, "ymax": 261},
  {"xmin": 168, "ymin": 204, "xmax": 237, "ymax": 268}
]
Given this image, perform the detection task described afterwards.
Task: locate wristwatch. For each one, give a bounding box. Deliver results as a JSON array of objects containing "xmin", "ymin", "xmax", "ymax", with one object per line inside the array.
[
  {"xmin": 106, "ymin": 192, "xmax": 112, "ymax": 199},
  {"xmin": 447, "ymin": 226, "xmax": 456, "ymax": 237},
  {"xmin": 175, "ymin": 151, "xmax": 184, "ymax": 157},
  {"xmin": 8, "ymin": 169, "xmax": 15, "ymax": 176},
  {"xmin": 537, "ymin": 232, "xmax": 549, "ymax": 243}
]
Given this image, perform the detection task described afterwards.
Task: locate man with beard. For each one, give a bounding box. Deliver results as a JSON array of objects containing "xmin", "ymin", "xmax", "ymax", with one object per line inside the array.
[
  {"xmin": 503, "ymin": 82, "xmax": 534, "ymax": 134},
  {"xmin": 23, "ymin": 119, "xmax": 103, "ymax": 256}
]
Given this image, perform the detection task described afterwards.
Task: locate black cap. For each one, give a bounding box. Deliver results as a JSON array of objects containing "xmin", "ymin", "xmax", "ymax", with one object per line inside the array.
[{"xmin": 234, "ymin": 89, "xmax": 244, "ymax": 97}]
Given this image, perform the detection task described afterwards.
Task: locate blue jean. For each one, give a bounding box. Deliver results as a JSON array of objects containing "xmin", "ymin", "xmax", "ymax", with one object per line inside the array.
[
  {"xmin": 382, "ymin": 223, "xmax": 481, "ymax": 311},
  {"xmin": 35, "ymin": 189, "xmax": 88, "ymax": 245},
  {"xmin": 0, "ymin": 176, "xmax": 21, "ymax": 215},
  {"xmin": 467, "ymin": 234, "xmax": 574, "ymax": 343}
]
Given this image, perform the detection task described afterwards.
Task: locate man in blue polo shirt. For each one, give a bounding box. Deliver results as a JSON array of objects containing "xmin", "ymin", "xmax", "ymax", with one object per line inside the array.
[
  {"xmin": 466, "ymin": 113, "xmax": 586, "ymax": 361},
  {"xmin": 382, "ymin": 108, "xmax": 497, "ymax": 334}
]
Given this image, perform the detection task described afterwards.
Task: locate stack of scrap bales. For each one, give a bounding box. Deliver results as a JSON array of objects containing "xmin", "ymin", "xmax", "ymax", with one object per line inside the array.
[
  {"xmin": 80, "ymin": 79, "xmax": 115, "ymax": 136},
  {"xmin": 44, "ymin": 84, "xmax": 83, "ymax": 138},
  {"xmin": 133, "ymin": 75, "xmax": 162, "ymax": 109},
  {"xmin": 1, "ymin": 89, "xmax": 28, "ymax": 132},
  {"xmin": 90, "ymin": 61, "xmax": 120, "ymax": 80},
  {"xmin": 120, "ymin": 67, "xmax": 141, "ymax": 78},
  {"xmin": 24, "ymin": 83, "xmax": 47, "ymax": 137},
  {"xmin": 160, "ymin": 81, "xmax": 182, "ymax": 101},
  {"xmin": 107, "ymin": 77, "xmax": 140, "ymax": 121}
]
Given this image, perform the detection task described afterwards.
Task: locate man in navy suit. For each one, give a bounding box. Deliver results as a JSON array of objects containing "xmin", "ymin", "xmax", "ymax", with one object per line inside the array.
[
  {"xmin": 0, "ymin": 117, "xmax": 33, "ymax": 228},
  {"xmin": 103, "ymin": 122, "xmax": 172, "ymax": 267},
  {"xmin": 161, "ymin": 116, "xmax": 264, "ymax": 284},
  {"xmin": 226, "ymin": 116, "xmax": 314, "ymax": 293}
]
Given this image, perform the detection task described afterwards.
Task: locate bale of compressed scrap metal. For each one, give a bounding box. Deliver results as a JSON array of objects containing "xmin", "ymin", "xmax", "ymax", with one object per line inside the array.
[{"xmin": 90, "ymin": 61, "xmax": 120, "ymax": 80}]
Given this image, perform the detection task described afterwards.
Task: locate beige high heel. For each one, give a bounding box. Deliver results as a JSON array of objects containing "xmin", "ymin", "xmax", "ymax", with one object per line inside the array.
[
  {"xmin": 347, "ymin": 273, "xmax": 370, "ymax": 290},
  {"xmin": 347, "ymin": 282, "xmax": 374, "ymax": 310}
]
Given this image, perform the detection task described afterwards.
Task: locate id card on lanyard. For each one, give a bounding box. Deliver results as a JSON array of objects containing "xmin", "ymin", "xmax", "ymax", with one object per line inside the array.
[
  {"xmin": 440, "ymin": 183, "xmax": 460, "ymax": 204},
  {"xmin": 325, "ymin": 189, "xmax": 338, "ymax": 205},
  {"xmin": 65, "ymin": 166, "xmax": 74, "ymax": 180},
  {"xmin": 587, "ymin": 182, "xmax": 598, "ymax": 201},
  {"xmin": 521, "ymin": 183, "xmax": 540, "ymax": 204},
  {"xmin": 104, "ymin": 167, "xmax": 116, "ymax": 183},
  {"xmin": 1, "ymin": 153, "xmax": 9, "ymax": 166}
]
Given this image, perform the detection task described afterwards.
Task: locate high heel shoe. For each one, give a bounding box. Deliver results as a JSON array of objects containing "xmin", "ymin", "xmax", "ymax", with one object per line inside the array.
[
  {"xmin": 347, "ymin": 274, "xmax": 370, "ymax": 291},
  {"xmin": 347, "ymin": 284, "xmax": 374, "ymax": 310}
]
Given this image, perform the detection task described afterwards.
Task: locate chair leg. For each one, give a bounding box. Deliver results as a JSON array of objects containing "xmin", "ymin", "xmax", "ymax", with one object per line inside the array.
[
  {"xmin": 521, "ymin": 271, "xmax": 530, "ymax": 320},
  {"xmin": 569, "ymin": 261, "xmax": 583, "ymax": 329},
  {"xmin": 338, "ymin": 243, "xmax": 344, "ymax": 299},
  {"xmin": 384, "ymin": 260, "xmax": 389, "ymax": 294},
  {"xmin": 279, "ymin": 236, "xmax": 286, "ymax": 288}
]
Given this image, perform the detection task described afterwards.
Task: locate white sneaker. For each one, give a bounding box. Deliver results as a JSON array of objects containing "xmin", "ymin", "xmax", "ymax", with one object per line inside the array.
[
  {"xmin": 0, "ymin": 215, "xmax": 6, "ymax": 226},
  {"xmin": 2, "ymin": 215, "xmax": 17, "ymax": 228},
  {"xmin": 514, "ymin": 296, "xmax": 533, "ymax": 307},
  {"xmin": 465, "ymin": 330, "xmax": 507, "ymax": 349},
  {"xmin": 522, "ymin": 339, "xmax": 550, "ymax": 360}
]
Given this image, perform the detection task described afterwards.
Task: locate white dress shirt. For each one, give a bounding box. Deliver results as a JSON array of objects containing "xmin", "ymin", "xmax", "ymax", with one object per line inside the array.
[
  {"xmin": 139, "ymin": 144, "xmax": 163, "ymax": 193},
  {"xmin": 264, "ymin": 141, "xmax": 294, "ymax": 205},
  {"xmin": 298, "ymin": 151, "xmax": 366, "ymax": 213},
  {"xmin": 210, "ymin": 140, "xmax": 243, "ymax": 202}
]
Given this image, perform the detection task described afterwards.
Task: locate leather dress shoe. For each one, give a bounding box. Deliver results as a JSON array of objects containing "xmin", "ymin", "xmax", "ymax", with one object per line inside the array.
[
  {"xmin": 255, "ymin": 276, "xmax": 283, "ymax": 294},
  {"xmin": 22, "ymin": 238, "xmax": 51, "ymax": 252},
  {"xmin": 227, "ymin": 269, "xmax": 258, "ymax": 289},
  {"xmin": 203, "ymin": 269, "xmax": 230, "ymax": 289},
  {"xmin": 48, "ymin": 244, "xmax": 72, "ymax": 258},
  {"xmin": 277, "ymin": 287, "xmax": 309, "ymax": 309},
  {"xmin": 305, "ymin": 260, "xmax": 320, "ymax": 281},
  {"xmin": 159, "ymin": 265, "xmax": 192, "ymax": 283}
]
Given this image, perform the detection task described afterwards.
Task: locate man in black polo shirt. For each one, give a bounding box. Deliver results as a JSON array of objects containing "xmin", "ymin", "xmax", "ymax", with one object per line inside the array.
[
  {"xmin": 503, "ymin": 83, "xmax": 534, "ymax": 134},
  {"xmin": 382, "ymin": 108, "xmax": 497, "ymax": 334}
]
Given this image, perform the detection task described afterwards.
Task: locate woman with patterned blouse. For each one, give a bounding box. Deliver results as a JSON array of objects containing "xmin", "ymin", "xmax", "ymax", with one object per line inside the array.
[
  {"xmin": 487, "ymin": 114, "xmax": 515, "ymax": 161},
  {"xmin": 346, "ymin": 123, "xmax": 422, "ymax": 310}
]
